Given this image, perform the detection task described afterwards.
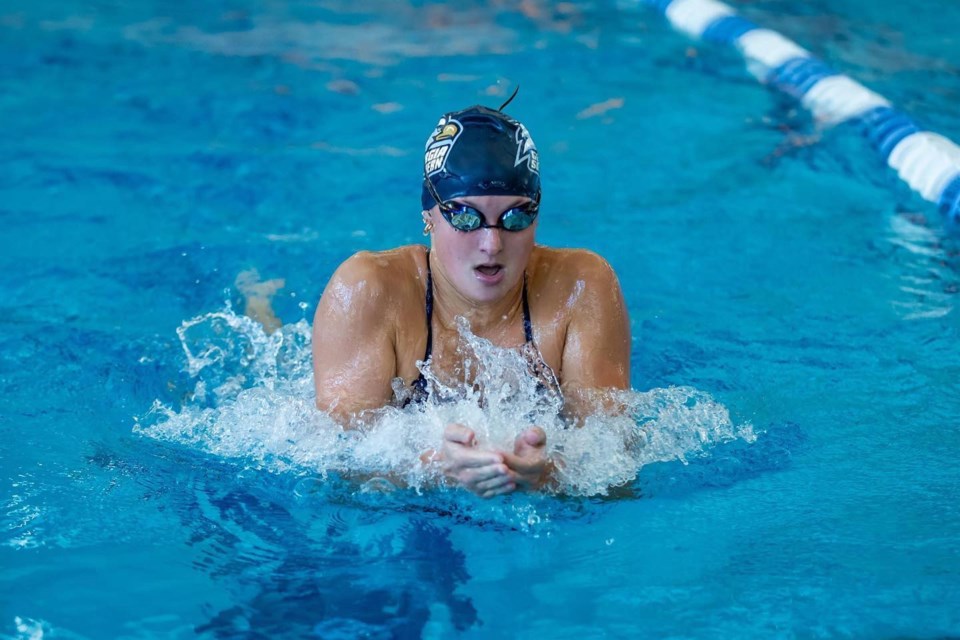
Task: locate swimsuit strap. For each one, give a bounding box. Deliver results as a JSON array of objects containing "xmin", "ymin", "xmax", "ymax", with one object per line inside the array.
[
  {"xmin": 521, "ymin": 272, "xmax": 534, "ymax": 344},
  {"xmin": 409, "ymin": 251, "xmax": 433, "ymax": 403},
  {"xmin": 423, "ymin": 250, "xmax": 434, "ymax": 361}
]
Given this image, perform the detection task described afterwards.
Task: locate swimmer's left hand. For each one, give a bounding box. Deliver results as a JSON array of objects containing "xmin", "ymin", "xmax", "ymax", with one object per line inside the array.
[
  {"xmin": 436, "ymin": 423, "xmax": 517, "ymax": 499},
  {"xmin": 501, "ymin": 427, "xmax": 554, "ymax": 491}
]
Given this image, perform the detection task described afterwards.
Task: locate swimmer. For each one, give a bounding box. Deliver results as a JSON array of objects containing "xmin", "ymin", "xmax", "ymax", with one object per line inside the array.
[{"xmin": 312, "ymin": 97, "xmax": 630, "ymax": 497}]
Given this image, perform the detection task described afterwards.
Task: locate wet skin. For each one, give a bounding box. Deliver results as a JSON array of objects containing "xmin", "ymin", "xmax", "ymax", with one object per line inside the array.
[{"xmin": 312, "ymin": 195, "xmax": 631, "ymax": 496}]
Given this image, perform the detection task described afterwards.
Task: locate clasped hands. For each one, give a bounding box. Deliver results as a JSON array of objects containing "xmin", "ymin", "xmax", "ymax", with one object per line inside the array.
[{"xmin": 425, "ymin": 423, "xmax": 553, "ymax": 498}]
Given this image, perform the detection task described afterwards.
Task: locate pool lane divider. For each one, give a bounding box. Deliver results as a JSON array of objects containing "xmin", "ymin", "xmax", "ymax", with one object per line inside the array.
[{"xmin": 639, "ymin": 0, "xmax": 960, "ymax": 222}]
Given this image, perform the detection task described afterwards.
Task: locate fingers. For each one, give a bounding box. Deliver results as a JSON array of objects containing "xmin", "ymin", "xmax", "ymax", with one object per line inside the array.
[
  {"xmin": 457, "ymin": 453, "xmax": 504, "ymax": 469},
  {"xmin": 474, "ymin": 472, "xmax": 512, "ymax": 491},
  {"xmin": 501, "ymin": 451, "xmax": 549, "ymax": 490},
  {"xmin": 459, "ymin": 462, "xmax": 508, "ymax": 484},
  {"xmin": 441, "ymin": 446, "xmax": 502, "ymax": 469},
  {"xmin": 443, "ymin": 423, "xmax": 476, "ymax": 446},
  {"xmin": 522, "ymin": 426, "xmax": 547, "ymax": 447},
  {"xmin": 441, "ymin": 432, "xmax": 506, "ymax": 491},
  {"xmin": 501, "ymin": 452, "xmax": 538, "ymax": 474},
  {"xmin": 514, "ymin": 426, "xmax": 547, "ymax": 456},
  {"xmin": 475, "ymin": 472, "xmax": 515, "ymax": 494},
  {"xmin": 444, "ymin": 459, "xmax": 513, "ymax": 497},
  {"xmin": 464, "ymin": 464, "xmax": 516, "ymax": 499},
  {"xmin": 442, "ymin": 456, "xmax": 504, "ymax": 484},
  {"xmin": 440, "ymin": 424, "xmax": 549, "ymax": 496}
]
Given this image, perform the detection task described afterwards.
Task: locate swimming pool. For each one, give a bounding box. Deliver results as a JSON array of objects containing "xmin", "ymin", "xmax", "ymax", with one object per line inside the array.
[{"xmin": 3, "ymin": 0, "xmax": 960, "ymax": 636}]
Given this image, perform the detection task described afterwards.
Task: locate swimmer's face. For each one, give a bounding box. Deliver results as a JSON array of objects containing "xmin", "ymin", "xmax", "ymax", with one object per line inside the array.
[{"xmin": 428, "ymin": 194, "xmax": 537, "ymax": 304}]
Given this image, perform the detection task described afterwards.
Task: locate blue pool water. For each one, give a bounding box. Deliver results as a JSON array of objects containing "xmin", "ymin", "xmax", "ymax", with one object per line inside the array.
[{"xmin": 3, "ymin": 0, "xmax": 960, "ymax": 637}]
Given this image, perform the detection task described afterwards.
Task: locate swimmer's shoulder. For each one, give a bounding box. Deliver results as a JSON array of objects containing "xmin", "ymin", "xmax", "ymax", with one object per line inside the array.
[
  {"xmin": 529, "ymin": 246, "xmax": 620, "ymax": 291},
  {"xmin": 336, "ymin": 245, "xmax": 425, "ymax": 277},
  {"xmin": 322, "ymin": 245, "xmax": 428, "ymax": 311}
]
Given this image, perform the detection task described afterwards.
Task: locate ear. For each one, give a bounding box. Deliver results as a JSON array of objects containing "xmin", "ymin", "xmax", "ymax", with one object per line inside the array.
[{"xmin": 421, "ymin": 210, "xmax": 435, "ymax": 237}]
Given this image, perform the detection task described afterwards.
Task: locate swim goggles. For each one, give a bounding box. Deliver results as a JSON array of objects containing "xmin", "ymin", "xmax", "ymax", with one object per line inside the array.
[{"xmin": 424, "ymin": 177, "xmax": 539, "ymax": 232}]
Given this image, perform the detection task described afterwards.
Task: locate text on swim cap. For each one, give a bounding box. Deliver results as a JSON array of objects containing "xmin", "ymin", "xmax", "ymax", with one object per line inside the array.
[
  {"xmin": 425, "ymin": 145, "xmax": 451, "ymax": 174},
  {"xmin": 423, "ymin": 116, "xmax": 463, "ymax": 176}
]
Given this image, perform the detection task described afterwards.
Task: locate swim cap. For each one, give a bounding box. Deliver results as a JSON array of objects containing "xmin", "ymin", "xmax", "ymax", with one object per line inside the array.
[{"xmin": 421, "ymin": 105, "xmax": 540, "ymax": 210}]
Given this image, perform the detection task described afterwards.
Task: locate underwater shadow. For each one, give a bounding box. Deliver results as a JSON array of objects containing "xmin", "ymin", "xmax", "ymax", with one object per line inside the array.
[
  {"xmin": 143, "ymin": 446, "xmax": 481, "ymax": 638},
  {"xmin": 193, "ymin": 514, "xmax": 477, "ymax": 639}
]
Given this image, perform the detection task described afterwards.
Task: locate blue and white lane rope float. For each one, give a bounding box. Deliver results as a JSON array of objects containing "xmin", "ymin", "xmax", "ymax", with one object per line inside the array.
[{"xmin": 640, "ymin": 0, "xmax": 960, "ymax": 222}]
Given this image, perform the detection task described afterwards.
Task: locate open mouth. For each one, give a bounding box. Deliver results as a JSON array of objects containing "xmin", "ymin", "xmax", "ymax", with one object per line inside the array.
[{"xmin": 475, "ymin": 265, "xmax": 503, "ymax": 277}]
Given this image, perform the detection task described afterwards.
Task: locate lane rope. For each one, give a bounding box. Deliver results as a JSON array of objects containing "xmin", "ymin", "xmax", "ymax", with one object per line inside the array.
[{"xmin": 640, "ymin": 0, "xmax": 960, "ymax": 221}]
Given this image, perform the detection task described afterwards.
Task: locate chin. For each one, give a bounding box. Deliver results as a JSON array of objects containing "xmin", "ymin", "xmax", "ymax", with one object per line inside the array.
[{"xmin": 465, "ymin": 270, "xmax": 516, "ymax": 300}]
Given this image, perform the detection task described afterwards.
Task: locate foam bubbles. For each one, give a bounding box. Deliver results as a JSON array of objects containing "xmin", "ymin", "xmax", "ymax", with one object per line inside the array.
[
  {"xmin": 14, "ymin": 616, "xmax": 52, "ymax": 639},
  {"xmin": 136, "ymin": 305, "xmax": 755, "ymax": 497}
]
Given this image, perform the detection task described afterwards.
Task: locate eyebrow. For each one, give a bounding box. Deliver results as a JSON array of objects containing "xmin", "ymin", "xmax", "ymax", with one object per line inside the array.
[{"xmin": 454, "ymin": 197, "xmax": 530, "ymax": 210}]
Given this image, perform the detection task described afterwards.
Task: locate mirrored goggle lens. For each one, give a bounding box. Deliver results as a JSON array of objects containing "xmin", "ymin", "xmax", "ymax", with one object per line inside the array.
[
  {"xmin": 449, "ymin": 209, "xmax": 482, "ymax": 231},
  {"xmin": 500, "ymin": 208, "xmax": 537, "ymax": 230},
  {"xmin": 443, "ymin": 204, "xmax": 538, "ymax": 232}
]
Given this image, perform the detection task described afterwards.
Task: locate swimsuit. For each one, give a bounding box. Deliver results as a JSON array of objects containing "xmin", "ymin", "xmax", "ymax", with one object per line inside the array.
[{"xmin": 407, "ymin": 250, "xmax": 552, "ymax": 405}]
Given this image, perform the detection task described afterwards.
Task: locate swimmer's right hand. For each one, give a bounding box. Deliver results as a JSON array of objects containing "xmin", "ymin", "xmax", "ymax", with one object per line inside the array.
[{"xmin": 437, "ymin": 423, "xmax": 516, "ymax": 499}]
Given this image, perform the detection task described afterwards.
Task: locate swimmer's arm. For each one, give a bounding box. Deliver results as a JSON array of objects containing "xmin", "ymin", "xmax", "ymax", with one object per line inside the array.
[
  {"xmin": 558, "ymin": 253, "xmax": 632, "ymax": 423},
  {"xmin": 312, "ymin": 254, "xmax": 398, "ymax": 426}
]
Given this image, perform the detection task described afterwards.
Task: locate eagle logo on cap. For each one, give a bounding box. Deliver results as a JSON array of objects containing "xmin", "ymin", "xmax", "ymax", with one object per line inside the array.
[{"xmin": 433, "ymin": 123, "xmax": 460, "ymax": 142}]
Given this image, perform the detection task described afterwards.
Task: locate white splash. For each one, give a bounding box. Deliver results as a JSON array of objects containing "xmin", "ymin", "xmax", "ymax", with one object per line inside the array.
[
  {"xmin": 13, "ymin": 616, "xmax": 51, "ymax": 640},
  {"xmin": 136, "ymin": 305, "xmax": 754, "ymax": 497}
]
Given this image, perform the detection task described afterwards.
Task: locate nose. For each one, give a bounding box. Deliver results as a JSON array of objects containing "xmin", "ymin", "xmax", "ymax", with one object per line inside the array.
[{"xmin": 477, "ymin": 226, "xmax": 503, "ymax": 255}]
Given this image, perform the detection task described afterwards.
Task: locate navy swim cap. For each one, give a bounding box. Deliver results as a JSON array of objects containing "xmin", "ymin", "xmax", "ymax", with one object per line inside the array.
[{"xmin": 421, "ymin": 105, "xmax": 540, "ymax": 210}]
